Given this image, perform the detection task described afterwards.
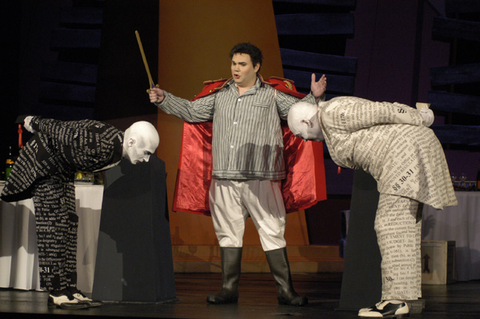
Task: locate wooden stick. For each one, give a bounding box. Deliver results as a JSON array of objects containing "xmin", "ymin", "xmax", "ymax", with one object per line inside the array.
[{"xmin": 135, "ymin": 30, "xmax": 155, "ymax": 88}]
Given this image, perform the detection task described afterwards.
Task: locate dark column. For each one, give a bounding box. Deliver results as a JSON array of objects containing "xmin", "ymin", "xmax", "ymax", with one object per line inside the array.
[
  {"xmin": 337, "ymin": 170, "xmax": 382, "ymax": 311},
  {"xmin": 92, "ymin": 155, "xmax": 176, "ymax": 302}
]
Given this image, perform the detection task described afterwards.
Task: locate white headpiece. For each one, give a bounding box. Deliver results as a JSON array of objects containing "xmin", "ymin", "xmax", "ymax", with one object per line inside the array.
[
  {"xmin": 287, "ymin": 102, "xmax": 324, "ymax": 142},
  {"xmin": 123, "ymin": 121, "xmax": 160, "ymax": 164}
]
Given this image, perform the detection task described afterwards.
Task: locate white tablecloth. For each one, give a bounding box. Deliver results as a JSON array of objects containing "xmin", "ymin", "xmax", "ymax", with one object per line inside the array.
[
  {"xmin": 422, "ymin": 191, "xmax": 480, "ymax": 281},
  {"xmin": 0, "ymin": 183, "xmax": 103, "ymax": 292}
]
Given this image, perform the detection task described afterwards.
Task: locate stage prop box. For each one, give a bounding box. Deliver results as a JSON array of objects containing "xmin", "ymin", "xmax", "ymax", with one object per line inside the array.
[
  {"xmin": 421, "ymin": 240, "xmax": 456, "ymax": 285},
  {"xmin": 92, "ymin": 156, "xmax": 176, "ymax": 302}
]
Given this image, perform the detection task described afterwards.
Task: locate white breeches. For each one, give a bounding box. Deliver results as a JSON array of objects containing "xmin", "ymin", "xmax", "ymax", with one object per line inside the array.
[{"xmin": 209, "ymin": 179, "xmax": 287, "ymax": 251}]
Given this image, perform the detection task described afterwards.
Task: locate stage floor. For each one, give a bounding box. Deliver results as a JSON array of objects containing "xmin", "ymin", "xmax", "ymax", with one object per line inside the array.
[{"xmin": 1, "ymin": 273, "xmax": 480, "ymax": 318}]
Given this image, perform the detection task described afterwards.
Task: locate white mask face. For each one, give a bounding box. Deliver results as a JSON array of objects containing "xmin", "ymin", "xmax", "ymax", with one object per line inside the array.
[
  {"xmin": 123, "ymin": 121, "xmax": 160, "ymax": 165},
  {"xmin": 124, "ymin": 138, "xmax": 155, "ymax": 165},
  {"xmin": 288, "ymin": 102, "xmax": 324, "ymax": 142}
]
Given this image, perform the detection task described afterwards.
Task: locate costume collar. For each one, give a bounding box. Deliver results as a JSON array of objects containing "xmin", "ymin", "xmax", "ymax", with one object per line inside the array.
[{"xmin": 112, "ymin": 132, "xmax": 124, "ymax": 163}]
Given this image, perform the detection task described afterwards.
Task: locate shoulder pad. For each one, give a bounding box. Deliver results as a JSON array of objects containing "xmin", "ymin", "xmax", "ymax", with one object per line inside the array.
[
  {"xmin": 202, "ymin": 78, "xmax": 228, "ymax": 85},
  {"xmin": 192, "ymin": 78, "xmax": 230, "ymax": 101},
  {"xmin": 262, "ymin": 75, "xmax": 305, "ymax": 98},
  {"xmin": 267, "ymin": 76, "xmax": 295, "ymax": 90}
]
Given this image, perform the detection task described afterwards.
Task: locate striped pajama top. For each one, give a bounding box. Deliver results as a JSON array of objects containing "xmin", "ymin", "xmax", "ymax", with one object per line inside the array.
[{"xmin": 156, "ymin": 78, "xmax": 315, "ymax": 180}]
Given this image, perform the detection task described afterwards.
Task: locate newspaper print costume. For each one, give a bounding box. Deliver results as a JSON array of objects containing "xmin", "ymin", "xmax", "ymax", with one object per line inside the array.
[
  {"xmin": 318, "ymin": 96, "xmax": 457, "ymax": 300},
  {"xmin": 1, "ymin": 117, "xmax": 123, "ymax": 291}
]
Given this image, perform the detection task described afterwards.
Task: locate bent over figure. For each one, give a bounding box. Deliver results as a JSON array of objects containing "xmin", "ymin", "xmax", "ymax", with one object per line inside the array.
[
  {"xmin": 288, "ymin": 97, "xmax": 457, "ymax": 318},
  {"xmin": 1, "ymin": 116, "xmax": 159, "ymax": 309}
]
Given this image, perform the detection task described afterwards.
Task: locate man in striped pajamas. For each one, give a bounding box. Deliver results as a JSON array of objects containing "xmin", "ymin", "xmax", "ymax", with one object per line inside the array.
[
  {"xmin": 1, "ymin": 117, "xmax": 159, "ymax": 309},
  {"xmin": 149, "ymin": 42, "xmax": 326, "ymax": 306}
]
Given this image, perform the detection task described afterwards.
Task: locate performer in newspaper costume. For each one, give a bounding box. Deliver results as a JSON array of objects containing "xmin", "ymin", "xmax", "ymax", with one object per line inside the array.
[
  {"xmin": 1, "ymin": 116, "xmax": 159, "ymax": 309},
  {"xmin": 287, "ymin": 97, "xmax": 457, "ymax": 318}
]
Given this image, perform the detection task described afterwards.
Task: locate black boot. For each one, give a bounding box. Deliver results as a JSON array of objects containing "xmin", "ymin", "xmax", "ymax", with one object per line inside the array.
[
  {"xmin": 207, "ymin": 247, "xmax": 242, "ymax": 304},
  {"xmin": 265, "ymin": 247, "xmax": 308, "ymax": 306}
]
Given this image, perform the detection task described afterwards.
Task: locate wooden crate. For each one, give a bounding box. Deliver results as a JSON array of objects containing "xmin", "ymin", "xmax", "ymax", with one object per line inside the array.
[{"xmin": 421, "ymin": 240, "xmax": 456, "ymax": 285}]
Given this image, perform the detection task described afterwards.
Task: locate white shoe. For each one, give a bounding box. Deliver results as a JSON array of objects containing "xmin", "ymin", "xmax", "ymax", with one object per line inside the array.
[
  {"xmin": 72, "ymin": 291, "xmax": 92, "ymax": 302},
  {"xmin": 71, "ymin": 289, "xmax": 103, "ymax": 307},
  {"xmin": 358, "ymin": 300, "xmax": 409, "ymax": 318},
  {"xmin": 48, "ymin": 291, "xmax": 90, "ymax": 310}
]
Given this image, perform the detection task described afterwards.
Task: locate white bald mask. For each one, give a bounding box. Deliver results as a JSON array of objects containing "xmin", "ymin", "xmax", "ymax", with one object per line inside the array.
[
  {"xmin": 123, "ymin": 121, "xmax": 160, "ymax": 165},
  {"xmin": 287, "ymin": 102, "xmax": 324, "ymax": 142}
]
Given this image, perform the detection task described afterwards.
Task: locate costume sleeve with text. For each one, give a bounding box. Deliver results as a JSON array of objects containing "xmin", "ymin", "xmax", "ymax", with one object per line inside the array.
[
  {"xmin": 320, "ymin": 96, "xmax": 424, "ymax": 135},
  {"xmin": 29, "ymin": 116, "xmax": 122, "ymax": 171},
  {"xmin": 319, "ymin": 96, "xmax": 457, "ymax": 210}
]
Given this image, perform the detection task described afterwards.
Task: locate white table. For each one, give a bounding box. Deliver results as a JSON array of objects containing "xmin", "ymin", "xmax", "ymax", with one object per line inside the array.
[
  {"xmin": 0, "ymin": 183, "xmax": 103, "ymax": 292},
  {"xmin": 422, "ymin": 191, "xmax": 480, "ymax": 281}
]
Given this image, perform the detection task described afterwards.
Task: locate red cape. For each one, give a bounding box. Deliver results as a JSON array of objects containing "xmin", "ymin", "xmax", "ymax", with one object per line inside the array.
[{"xmin": 172, "ymin": 76, "xmax": 327, "ymax": 215}]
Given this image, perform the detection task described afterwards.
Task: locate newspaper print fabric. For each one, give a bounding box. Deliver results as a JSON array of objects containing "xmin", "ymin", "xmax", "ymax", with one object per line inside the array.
[
  {"xmin": 319, "ymin": 96, "xmax": 457, "ymax": 210},
  {"xmin": 32, "ymin": 175, "xmax": 78, "ymax": 291},
  {"xmin": 1, "ymin": 117, "xmax": 123, "ymax": 202},
  {"xmin": 1, "ymin": 118, "xmax": 124, "ymax": 291},
  {"xmin": 375, "ymin": 194, "xmax": 422, "ymax": 300}
]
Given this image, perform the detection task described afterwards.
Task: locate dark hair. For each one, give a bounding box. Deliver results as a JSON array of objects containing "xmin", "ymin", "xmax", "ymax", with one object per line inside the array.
[{"xmin": 230, "ymin": 42, "xmax": 263, "ymax": 72}]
